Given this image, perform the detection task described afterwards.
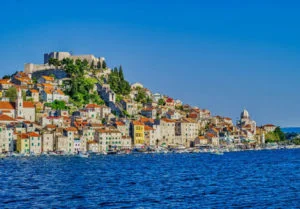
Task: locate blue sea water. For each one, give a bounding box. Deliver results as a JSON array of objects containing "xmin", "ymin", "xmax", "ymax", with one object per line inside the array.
[
  {"xmin": 0, "ymin": 150, "xmax": 299, "ymax": 208},
  {"xmin": 282, "ymin": 127, "xmax": 300, "ymax": 133}
]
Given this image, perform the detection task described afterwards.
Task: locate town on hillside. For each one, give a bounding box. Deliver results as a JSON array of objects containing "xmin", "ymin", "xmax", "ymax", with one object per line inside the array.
[{"xmin": 0, "ymin": 52, "xmax": 289, "ymax": 156}]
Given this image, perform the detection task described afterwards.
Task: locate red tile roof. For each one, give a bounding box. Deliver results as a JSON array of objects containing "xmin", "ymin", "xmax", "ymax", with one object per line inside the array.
[
  {"xmin": 161, "ymin": 118, "xmax": 175, "ymax": 123},
  {"xmin": 264, "ymin": 124, "xmax": 276, "ymax": 127},
  {"xmin": 42, "ymin": 76, "xmax": 54, "ymax": 81},
  {"xmin": 115, "ymin": 121, "xmax": 125, "ymax": 126},
  {"xmin": 65, "ymin": 127, "xmax": 78, "ymax": 132},
  {"xmin": 86, "ymin": 104, "xmax": 101, "ymax": 109},
  {"xmin": 30, "ymin": 89, "xmax": 39, "ymax": 93},
  {"xmin": 132, "ymin": 121, "xmax": 144, "ymax": 126},
  {"xmin": 0, "ymin": 114, "xmax": 16, "ymax": 121},
  {"xmin": 206, "ymin": 133, "xmax": 215, "ymax": 138},
  {"xmin": 166, "ymin": 98, "xmax": 174, "ymax": 103},
  {"xmin": 0, "ymin": 79, "xmax": 11, "ymax": 84},
  {"xmin": 0, "ymin": 102, "xmax": 14, "ymax": 110},
  {"xmin": 23, "ymin": 101, "xmax": 35, "ymax": 108},
  {"xmin": 144, "ymin": 125, "xmax": 154, "ymax": 131},
  {"xmin": 19, "ymin": 133, "xmax": 29, "ymax": 139},
  {"xmin": 27, "ymin": 132, "xmax": 40, "ymax": 137}
]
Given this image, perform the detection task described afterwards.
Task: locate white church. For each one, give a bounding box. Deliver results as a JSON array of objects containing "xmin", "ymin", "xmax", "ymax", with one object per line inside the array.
[{"xmin": 0, "ymin": 88, "xmax": 36, "ymax": 122}]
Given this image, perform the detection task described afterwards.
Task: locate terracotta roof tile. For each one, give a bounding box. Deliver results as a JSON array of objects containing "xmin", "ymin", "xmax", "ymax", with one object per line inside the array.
[
  {"xmin": 27, "ymin": 132, "xmax": 40, "ymax": 137},
  {"xmin": 0, "ymin": 102, "xmax": 15, "ymax": 110},
  {"xmin": 42, "ymin": 76, "xmax": 54, "ymax": 81},
  {"xmin": 86, "ymin": 104, "xmax": 101, "ymax": 109},
  {"xmin": 23, "ymin": 101, "xmax": 35, "ymax": 108},
  {"xmin": 0, "ymin": 114, "xmax": 16, "ymax": 121}
]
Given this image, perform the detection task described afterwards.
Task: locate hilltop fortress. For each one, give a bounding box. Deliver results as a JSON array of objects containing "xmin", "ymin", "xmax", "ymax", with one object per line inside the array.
[{"xmin": 24, "ymin": 52, "xmax": 105, "ymax": 74}]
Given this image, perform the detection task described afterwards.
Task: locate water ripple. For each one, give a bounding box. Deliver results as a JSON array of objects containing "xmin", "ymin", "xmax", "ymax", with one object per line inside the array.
[{"xmin": 0, "ymin": 149, "xmax": 299, "ymax": 208}]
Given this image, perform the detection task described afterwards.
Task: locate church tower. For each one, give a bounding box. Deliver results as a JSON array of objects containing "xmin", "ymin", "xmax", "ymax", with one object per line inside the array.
[{"xmin": 15, "ymin": 87, "xmax": 24, "ymax": 118}]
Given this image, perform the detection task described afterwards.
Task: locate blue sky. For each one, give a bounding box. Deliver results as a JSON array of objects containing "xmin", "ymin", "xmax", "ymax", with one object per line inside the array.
[{"xmin": 0, "ymin": 0, "xmax": 300, "ymax": 126}]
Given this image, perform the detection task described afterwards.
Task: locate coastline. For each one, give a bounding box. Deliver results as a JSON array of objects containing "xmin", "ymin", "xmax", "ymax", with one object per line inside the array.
[{"xmin": 1, "ymin": 145, "xmax": 299, "ymax": 158}]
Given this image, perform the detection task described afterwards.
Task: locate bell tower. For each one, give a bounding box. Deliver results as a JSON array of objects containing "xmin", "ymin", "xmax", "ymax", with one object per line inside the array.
[{"xmin": 15, "ymin": 88, "xmax": 24, "ymax": 118}]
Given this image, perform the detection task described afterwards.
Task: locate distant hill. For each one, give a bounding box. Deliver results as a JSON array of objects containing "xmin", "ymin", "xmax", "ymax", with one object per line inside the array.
[{"xmin": 281, "ymin": 127, "xmax": 300, "ymax": 133}]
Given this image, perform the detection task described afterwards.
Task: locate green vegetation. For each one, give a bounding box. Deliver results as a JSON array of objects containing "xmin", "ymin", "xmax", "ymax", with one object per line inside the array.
[
  {"xmin": 2, "ymin": 75, "xmax": 11, "ymax": 79},
  {"xmin": 5, "ymin": 87, "xmax": 17, "ymax": 102},
  {"xmin": 45, "ymin": 100, "xmax": 68, "ymax": 110},
  {"xmin": 265, "ymin": 127, "xmax": 286, "ymax": 143},
  {"xmin": 102, "ymin": 60, "xmax": 107, "ymax": 69},
  {"xmin": 122, "ymin": 110, "xmax": 130, "ymax": 118},
  {"xmin": 116, "ymin": 94, "xmax": 123, "ymax": 103},
  {"xmin": 134, "ymin": 87, "xmax": 152, "ymax": 104},
  {"xmin": 291, "ymin": 138, "xmax": 300, "ymax": 145},
  {"xmin": 54, "ymin": 58, "xmax": 105, "ymax": 107},
  {"xmin": 158, "ymin": 98, "xmax": 166, "ymax": 106},
  {"xmin": 97, "ymin": 61, "xmax": 101, "ymax": 69},
  {"xmin": 48, "ymin": 58, "xmax": 62, "ymax": 67},
  {"xmin": 108, "ymin": 66, "xmax": 131, "ymax": 95}
]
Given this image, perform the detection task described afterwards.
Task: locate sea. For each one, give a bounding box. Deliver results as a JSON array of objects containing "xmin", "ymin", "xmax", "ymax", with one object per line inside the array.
[
  {"xmin": 0, "ymin": 149, "xmax": 299, "ymax": 208},
  {"xmin": 281, "ymin": 127, "xmax": 300, "ymax": 133}
]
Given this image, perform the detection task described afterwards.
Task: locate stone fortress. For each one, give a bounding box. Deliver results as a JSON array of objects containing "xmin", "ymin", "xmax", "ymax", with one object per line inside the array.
[{"xmin": 24, "ymin": 52, "xmax": 105, "ymax": 74}]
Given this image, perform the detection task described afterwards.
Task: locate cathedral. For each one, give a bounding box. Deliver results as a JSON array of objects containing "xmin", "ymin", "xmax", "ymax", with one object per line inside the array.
[{"xmin": 239, "ymin": 109, "xmax": 257, "ymax": 139}]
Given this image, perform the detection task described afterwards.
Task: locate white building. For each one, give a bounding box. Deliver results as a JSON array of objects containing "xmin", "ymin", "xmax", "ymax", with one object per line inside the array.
[
  {"xmin": 121, "ymin": 136, "xmax": 132, "ymax": 149},
  {"xmin": 0, "ymin": 124, "xmax": 14, "ymax": 153},
  {"xmin": 28, "ymin": 132, "xmax": 42, "ymax": 154},
  {"xmin": 42, "ymin": 133, "xmax": 55, "ymax": 152},
  {"xmin": 175, "ymin": 118, "xmax": 199, "ymax": 147},
  {"xmin": 0, "ymin": 88, "xmax": 36, "ymax": 122},
  {"xmin": 158, "ymin": 118, "xmax": 176, "ymax": 146},
  {"xmin": 95, "ymin": 129, "xmax": 122, "ymax": 152},
  {"xmin": 74, "ymin": 139, "xmax": 81, "ymax": 153}
]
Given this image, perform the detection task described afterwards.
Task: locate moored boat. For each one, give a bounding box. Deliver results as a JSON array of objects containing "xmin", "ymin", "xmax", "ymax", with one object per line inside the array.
[
  {"xmin": 78, "ymin": 152, "xmax": 89, "ymax": 158},
  {"xmin": 210, "ymin": 150, "xmax": 224, "ymax": 155}
]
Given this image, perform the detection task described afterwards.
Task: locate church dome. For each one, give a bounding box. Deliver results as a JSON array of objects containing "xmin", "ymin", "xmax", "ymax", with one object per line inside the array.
[{"xmin": 241, "ymin": 109, "xmax": 250, "ymax": 119}]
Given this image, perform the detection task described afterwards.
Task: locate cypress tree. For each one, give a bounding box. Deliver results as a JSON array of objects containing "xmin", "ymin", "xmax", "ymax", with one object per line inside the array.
[
  {"xmin": 97, "ymin": 61, "xmax": 101, "ymax": 69},
  {"xmin": 102, "ymin": 60, "xmax": 107, "ymax": 69},
  {"xmin": 119, "ymin": 65, "xmax": 124, "ymax": 80}
]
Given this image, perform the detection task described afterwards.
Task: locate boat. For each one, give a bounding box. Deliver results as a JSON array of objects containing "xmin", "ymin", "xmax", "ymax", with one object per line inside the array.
[
  {"xmin": 78, "ymin": 152, "xmax": 89, "ymax": 158},
  {"xmin": 100, "ymin": 151, "xmax": 108, "ymax": 155},
  {"xmin": 0, "ymin": 154, "xmax": 6, "ymax": 159},
  {"xmin": 210, "ymin": 150, "xmax": 224, "ymax": 155},
  {"xmin": 107, "ymin": 150, "xmax": 117, "ymax": 155}
]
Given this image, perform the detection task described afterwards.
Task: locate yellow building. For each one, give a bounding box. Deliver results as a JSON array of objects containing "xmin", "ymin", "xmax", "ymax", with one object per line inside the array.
[
  {"xmin": 132, "ymin": 121, "xmax": 145, "ymax": 146},
  {"xmin": 17, "ymin": 134, "xmax": 30, "ymax": 154}
]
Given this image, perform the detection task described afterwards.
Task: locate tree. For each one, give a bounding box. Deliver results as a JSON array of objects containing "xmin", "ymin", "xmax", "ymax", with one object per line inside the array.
[
  {"xmin": 158, "ymin": 98, "xmax": 166, "ymax": 106},
  {"xmin": 119, "ymin": 65, "xmax": 124, "ymax": 80},
  {"xmin": 48, "ymin": 58, "xmax": 61, "ymax": 67},
  {"xmin": 113, "ymin": 67, "xmax": 118, "ymax": 74},
  {"xmin": 102, "ymin": 60, "xmax": 107, "ymax": 69},
  {"xmin": 135, "ymin": 88, "xmax": 147, "ymax": 103},
  {"xmin": 107, "ymin": 68, "xmax": 131, "ymax": 96},
  {"xmin": 274, "ymin": 127, "xmax": 286, "ymax": 141},
  {"xmin": 91, "ymin": 60, "xmax": 95, "ymax": 69},
  {"xmin": 32, "ymin": 77, "xmax": 38, "ymax": 84},
  {"xmin": 265, "ymin": 127, "xmax": 286, "ymax": 142},
  {"xmin": 97, "ymin": 60, "xmax": 101, "ymax": 69},
  {"xmin": 52, "ymin": 100, "xmax": 67, "ymax": 110},
  {"xmin": 5, "ymin": 86, "xmax": 17, "ymax": 102},
  {"xmin": 2, "ymin": 75, "xmax": 10, "ymax": 79}
]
